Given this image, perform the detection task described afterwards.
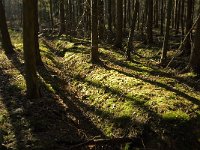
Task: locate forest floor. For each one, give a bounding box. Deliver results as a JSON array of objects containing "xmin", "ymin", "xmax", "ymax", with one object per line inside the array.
[{"xmin": 0, "ymin": 31, "xmax": 200, "ymax": 150}]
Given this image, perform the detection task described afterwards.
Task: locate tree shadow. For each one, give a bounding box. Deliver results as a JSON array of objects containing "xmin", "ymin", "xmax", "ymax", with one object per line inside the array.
[
  {"xmin": 68, "ymin": 63, "xmax": 200, "ymax": 149},
  {"xmin": 98, "ymin": 63, "xmax": 200, "ymax": 107},
  {"xmin": 40, "ymin": 39, "xmax": 200, "ymax": 149},
  {"xmin": 100, "ymin": 51, "xmax": 200, "ymax": 91},
  {"xmin": 1, "ymin": 52, "xmax": 107, "ymax": 149}
]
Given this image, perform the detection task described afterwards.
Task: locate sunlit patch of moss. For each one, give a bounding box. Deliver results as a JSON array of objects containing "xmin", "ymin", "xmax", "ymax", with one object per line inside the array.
[
  {"xmin": 55, "ymin": 40, "xmax": 74, "ymax": 50},
  {"xmin": 39, "ymin": 42, "xmax": 49, "ymax": 52},
  {"xmin": 162, "ymin": 110, "xmax": 190, "ymax": 122}
]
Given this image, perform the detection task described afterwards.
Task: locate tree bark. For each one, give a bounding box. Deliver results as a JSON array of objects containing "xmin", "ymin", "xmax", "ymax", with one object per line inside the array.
[
  {"xmin": 183, "ymin": 0, "xmax": 194, "ymax": 55},
  {"xmin": 146, "ymin": 0, "xmax": 153, "ymax": 45},
  {"xmin": 114, "ymin": 0, "xmax": 123, "ymax": 48},
  {"xmin": 91, "ymin": 0, "xmax": 100, "ymax": 63},
  {"xmin": 59, "ymin": 0, "xmax": 65, "ymax": 35},
  {"xmin": 23, "ymin": 0, "xmax": 40, "ymax": 98},
  {"xmin": 0, "ymin": 0, "xmax": 14, "ymax": 54},
  {"xmin": 188, "ymin": 13, "xmax": 200, "ymax": 75},
  {"xmin": 160, "ymin": 0, "xmax": 173, "ymax": 64},
  {"xmin": 126, "ymin": 0, "xmax": 139, "ymax": 60}
]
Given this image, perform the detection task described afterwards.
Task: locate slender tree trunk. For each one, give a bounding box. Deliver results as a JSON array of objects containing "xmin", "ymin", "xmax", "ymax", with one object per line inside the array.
[
  {"xmin": 126, "ymin": 0, "xmax": 139, "ymax": 60},
  {"xmin": 91, "ymin": 0, "xmax": 100, "ymax": 63},
  {"xmin": 49, "ymin": 0, "xmax": 54, "ymax": 30},
  {"xmin": 146, "ymin": 0, "xmax": 153, "ymax": 45},
  {"xmin": 107, "ymin": 0, "xmax": 112, "ymax": 32},
  {"xmin": 98, "ymin": 0, "xmax": 105, "ymax": 40},
  {"xmin": 160, "ymin": 0, "xmax": 164, "ymax": 35},
  {"xmin": 160, "ymin": 0, "xmax": 173, "ymax": 64},
  {"xmin": 115, "ymin": 0, "xmax": 123, "ymax": 48},
  {"xmin": 183, "ymin": 0, "xmax": 194, "ymax": 55},
  {"xmin": 0, "ymin": 0, "xmax": 14, "ymax": 54},
  {"xmin": 59, "ymin": 0, "xmax": 65, "ymax": 35},
  {"xmin": 175, "ymin": 0, "xmax": 181, "ymax": 34},
  {"xmin": 180, "ymin": 0, "xmax": 185, "ymax": 36},
  {"xmin": 123, "ymin": 0, "xmax": 127, "ymax": 30}
]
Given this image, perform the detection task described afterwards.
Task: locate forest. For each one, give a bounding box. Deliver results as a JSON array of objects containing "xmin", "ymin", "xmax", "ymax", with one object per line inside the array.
[{"xmin": 0, "ymin": 0, "xmax": 200, "ymax": 149}]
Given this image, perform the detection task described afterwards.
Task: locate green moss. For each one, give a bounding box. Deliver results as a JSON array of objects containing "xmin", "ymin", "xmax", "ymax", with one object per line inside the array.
[{"xmin": 162, "ymin": 110, "xmax": 190, "ymax": 121}]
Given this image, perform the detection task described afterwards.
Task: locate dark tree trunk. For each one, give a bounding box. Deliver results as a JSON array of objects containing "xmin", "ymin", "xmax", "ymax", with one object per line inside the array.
[
  {"xmin": 0, "ymin": 0, "xmax": 14, "ymax": 54},
  {"xmin": 98, "ymin": 0, "xmax": 105, "ymax": 40},
  {"xmin": 107, "ymin": 0, "xmax": 112, "ymax": 32},
  {"xmin": 180, "ymin": 0, "xmax": 185, "ymax": 36},
  {"xmin": 23, "ymin": 0, "xmax": 40, "ymax": 98},
  {"xmin": 91, "ymin": 0, "xmax": 100, "ymax": 63},
  {"xmin": 160, "ymin": 0, "xmax": 173, "ymax": 64},
  {"xmin": 114, "ymin": 0, "xmax": 123, "ymax": 48},
  {"xmin": 126, "ymin": 0, "xmax": 139, "ymax": 60},
  {"xmin": 183, "ymin": 0, "xmax": 194, "ymax": 55},
  {"xmin": 59, "ymin": 0, "xmax": 65, "ymax": 35},
  {"xmin": 146, "ymin": 0, "xmax": 153, "ymax": 45},
  {"xmin": 188, "ymin": 14, "xmax": 200, "ymax": 75},
  {"xmin": 160, "ymin": 0, "xmax": 164, "ymax": 35},
  {"xmin": 49, "ymin": 0, "xmax": 54, "ymax": 30}
]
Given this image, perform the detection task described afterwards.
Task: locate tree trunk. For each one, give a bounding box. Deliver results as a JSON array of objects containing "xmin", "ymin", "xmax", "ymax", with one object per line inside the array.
[
  {"xmin": 126, "ymin": 0, "xmax": 139, "ymax": 60},
  {"xmin": 146, "ymin": 0, "xmax": 153, "ymax": 45},
  {"xmin": 160, "ymin": 0, "xmax": 164, "ymax": 35},
  {"xmin": 114, "ymin": 0, "xmax": 123, "ymax": 48},
  {"xmin": 188, "ymin": 13, "xmax": 200, "ymax": 75},
  {"xmin": 98, "ymin": 0, "xmax": 105, "ymax": 40},
  {"xmin": 23, "ymin": 0, "xmax": 40, "ymax": 98},
  {"xmin": 180, "ymin": 0, "xmax": 185, "ymax": 36},
  {"xmin": 160, "ymin": 0, "xmax": 173, "ymax": 64},
  {"xmin": 49, "ymin": 0, "xmax": 54, "ymax": 30},
  {"xmin": 107, "ymin": 0, "xmax": 112, "ymax": 32},
  {"xmin": 0, "ymin": 0, "xmax": 14, "ymax": 54},
  {"xmin": 183, "ymin": 0, "xmax": 194, "ymax": 55},
  {"xmin": 59, "ymin": 0, "xmax": 65, "ymax": 35},
  {"xmin": 91, "ymin": 0, "xmax": 100, "ymax": 63}
]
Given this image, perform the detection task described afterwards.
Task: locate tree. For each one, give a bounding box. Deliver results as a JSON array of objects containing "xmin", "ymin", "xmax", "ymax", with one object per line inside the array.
[
  {"xmin": 34, "ymin": 0, "xmax": 43, "ymax": 66},
  {"xmin": 188, "ymin": 14, "xmax": 200, "ymax": 75},
  {"xmin": 0, "ymin": 0, "xmax": 14, "ymax": 54},
  {"xmin": 160, "ymin": 0, "xmax": 173, "ymax": 64},
  {"xmin": 146, "ymin": 0, "xmax": 153, "ymax": 44},
  {"xmin": 126, "ymin": 0, "xmax": 139, "ymax": 60},
  {"xmin": 107, "ymin": 0, "xmax": 112, "ymax": 32},
  {"xmin": 114, "ymin": 0, "xmax": 123, "ymax": 48},
  {"xmin": 59, "ymin": 0, "xmax": 65, "ymax": 35},
  {"xmin": 91, "ymin": 0, "xmax": 100, "ymax": 63},
  {"xmin": 23, "ymin": 0, "xmax": 40, "ymax": 98},
  {"xmin": 183, "ymin": 0, "xmax": 194, "ymax": 56}
]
